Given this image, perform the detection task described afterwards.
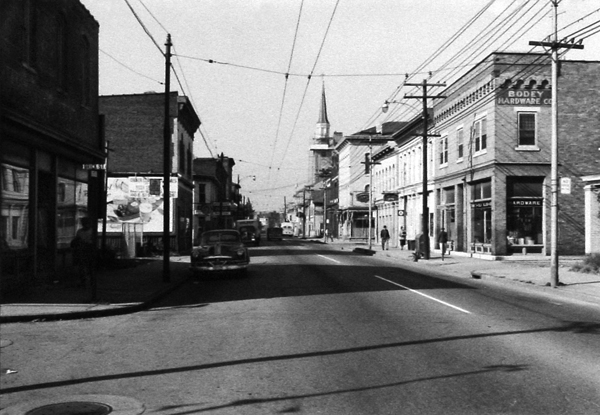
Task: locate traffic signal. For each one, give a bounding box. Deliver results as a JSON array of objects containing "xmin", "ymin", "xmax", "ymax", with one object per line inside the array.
[{"xmin": 364, "ymin": 153, "xmax": 370, "ymax": 174}]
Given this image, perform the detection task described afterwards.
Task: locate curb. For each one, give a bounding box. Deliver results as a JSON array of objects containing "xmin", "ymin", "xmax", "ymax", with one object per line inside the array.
[{"xmin": 0, "ymin": 276, "xmax": 190, "ymax": 324}]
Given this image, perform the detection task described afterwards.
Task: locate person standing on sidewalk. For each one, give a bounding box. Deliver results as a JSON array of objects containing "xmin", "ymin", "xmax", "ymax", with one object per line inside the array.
[
  {"xmin": 438, "ymin": 227, "xmax": 448, "ymax": 261},
  {"xmin": 380, "ymin": 226, "xmax": 390, "ymax": 250},
  {"xmin": 71, "ymin": 217, "xmax": 95, "ymax": 286},
  {"xmin": 399, "ymin": 226, "xmax": 407, "ymax": 250}
]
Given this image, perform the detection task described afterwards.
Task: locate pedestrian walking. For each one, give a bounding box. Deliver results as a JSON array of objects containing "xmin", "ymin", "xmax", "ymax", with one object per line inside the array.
[
  {"xmin": 71, "ymin": 217, "xmax": 95, "ymax": 286},
  {"xmin": 380, "ymin": 226, "xmax": 390, "ymax": 250},
  {"xmin": 325, "ymin": 227, "xmax": 334, "ymax": 242},
  {"xmin": 438, "ymin": 227, "xmax": 448, "ymax": 261},
  {"xmin": 399, "ymin": 226, "xmax": 407, "ymax": 250}
]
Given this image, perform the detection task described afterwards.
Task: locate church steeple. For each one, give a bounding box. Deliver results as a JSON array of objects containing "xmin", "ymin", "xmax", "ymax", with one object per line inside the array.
[{"xmin": 314, "ymin": 82, "xmax": 330, "ymax": 140}]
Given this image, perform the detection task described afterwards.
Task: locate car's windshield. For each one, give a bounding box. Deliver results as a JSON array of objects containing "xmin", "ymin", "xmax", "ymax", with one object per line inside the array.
[
  {"xmin": 201, "ymin": 231, "xmax": 241, "ymax": 244},
  {"xmin": 239, "ymin": 226, "xmax": 256, "ymax": 234}
]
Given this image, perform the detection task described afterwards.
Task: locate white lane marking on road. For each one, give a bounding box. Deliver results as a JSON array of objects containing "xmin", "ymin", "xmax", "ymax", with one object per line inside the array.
[
  {"xmin": 318, "ymin": 254, "xmax": 341, "ymax": 264},
  {"xmin": 374, "ymin": 275, "xmax": 472, "ymax": 314}
]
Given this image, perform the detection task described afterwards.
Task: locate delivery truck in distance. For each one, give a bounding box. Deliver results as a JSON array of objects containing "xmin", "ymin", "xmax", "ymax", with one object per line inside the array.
[{"xmin": 235, "ymin": 219, "xmax": 262, "ymax": 246}]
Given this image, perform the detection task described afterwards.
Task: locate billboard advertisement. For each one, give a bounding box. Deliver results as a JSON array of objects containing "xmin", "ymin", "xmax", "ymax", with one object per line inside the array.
[{"xmin": 102, "ymin": 177, "xmax": 176, "ymax": 233}]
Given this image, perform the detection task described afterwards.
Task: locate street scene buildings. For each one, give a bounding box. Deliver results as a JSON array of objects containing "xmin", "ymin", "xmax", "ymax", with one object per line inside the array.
[
  {"xmin": 2, "ymin": 2, "xmax": 600, "ymax": 414},
  {"xmin": 299, "ymin": 52, "xmax": 600, "ymax": 259},
  {"xmin": 1, "ymin": 0, "xmax": 599, "ymax": 298}
]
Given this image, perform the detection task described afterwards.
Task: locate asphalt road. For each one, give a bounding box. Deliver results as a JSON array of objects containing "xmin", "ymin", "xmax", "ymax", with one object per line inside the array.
[{"xmin": 1, "ymin": 239, "xmax": 599, "ymax": 414}]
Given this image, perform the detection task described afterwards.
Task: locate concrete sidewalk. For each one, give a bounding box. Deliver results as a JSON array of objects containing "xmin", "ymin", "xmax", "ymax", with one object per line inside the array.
[
  {"xmin": 0, "ymin": 256, "xmax": 190, "ymax": 323},
  {"xmin": 318, "ymin": 238, "xmax": 600, "ymax": 308},
  {"xmin": 1, "ymin": 241, "xmax": 598, "ymax": 323}
]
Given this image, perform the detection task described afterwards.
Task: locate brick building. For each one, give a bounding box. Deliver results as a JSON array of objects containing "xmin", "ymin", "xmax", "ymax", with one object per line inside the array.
[
  {"xmin": 373, "ymin": 52, "xmax": 600, "ymax": 257},
  {"xmin": 99, "ymin": 92, "xmax": 200, "ymax": 255},
  {"xmin": 192, "ymin": 156, "xmax": 238, "ymax": 240},
  {"xmin": 1, "ymin": 0, "xmax": 104, "ymax": 294}
]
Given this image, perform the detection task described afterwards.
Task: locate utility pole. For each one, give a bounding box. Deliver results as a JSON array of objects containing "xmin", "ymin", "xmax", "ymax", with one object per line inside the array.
[
  {"xmin": 360, "ymin": 135, "xmax": 381, "ymax": 251},
  {"xmin": 405, "ymin": 80, "xmax": 445, "ymax": 260},
  {"xmin": 529, "ymin": 0, "xmax": 583, "ymax": 287},
  {"xmin": 302, "ymin": 186, "xmax": 311, "ymax": 238},
  {"xmin": 162, "ymin": 34, "xmax": 172, "ymax": 283},
  {"xmin": 323, "ymin": 182, "xmax": 328, "ymax": 243},
  {"xmin": 367, "ymin": 139, "xmax": 373, "ymax": 251}
]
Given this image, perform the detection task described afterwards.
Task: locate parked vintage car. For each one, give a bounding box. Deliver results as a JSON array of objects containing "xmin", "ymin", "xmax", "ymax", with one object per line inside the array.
[
  {"xmin": 267, "ymin": 227, "xmax": 283, "ymax": 241},
  {"xmin": 190, "ymin": 230, "xmax": 249, "ymax": 277}
]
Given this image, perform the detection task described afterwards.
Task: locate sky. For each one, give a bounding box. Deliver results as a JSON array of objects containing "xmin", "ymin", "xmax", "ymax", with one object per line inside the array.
[{"xmin": 80, "ymin": 0, "xmax": 600, "ymax": 212}]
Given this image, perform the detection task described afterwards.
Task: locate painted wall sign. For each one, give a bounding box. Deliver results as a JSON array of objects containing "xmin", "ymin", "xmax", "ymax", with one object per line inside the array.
[
  {"xmin": 471, "ymin": 200, "xmax": 492, "ymax": 208},
  {"xmin": 383, "ymin": 193, "xmax": 399, "ymax": 202},
  {"xmin": 497, "ymin": 89, "xmax": 552, "ymax": 106},
  {"xmin": 509, "ymin": 199, "xmax": 543, "ymax": 207}
]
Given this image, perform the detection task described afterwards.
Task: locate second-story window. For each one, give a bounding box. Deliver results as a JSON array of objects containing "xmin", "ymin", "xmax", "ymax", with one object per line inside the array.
[
  {"xmin": 440, "ymin": 135, "xmax": 448, "ymax": 165},
  {"xmin": 457, "ymin": 128, "xmax": 464, "ymax": 160},
  {"xmin": 518, "ymin": 112, "xmax": 536, "ymax": 146},
  {"xmin": 198, "ymin": 184, "xmax": 206, "ymax": 204},
  {"xmin": 178, "ymin": 137, "xmax": 185, "ymax": 173},
  {"xmin": 474, "ymin": 117, "xmax": 487, "ymax": 153}
]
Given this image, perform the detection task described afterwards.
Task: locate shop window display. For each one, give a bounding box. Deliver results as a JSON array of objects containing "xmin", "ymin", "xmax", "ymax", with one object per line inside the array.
[{"xmin": 506, "ymin": 177, "xmax": 544, "ymax": 248}]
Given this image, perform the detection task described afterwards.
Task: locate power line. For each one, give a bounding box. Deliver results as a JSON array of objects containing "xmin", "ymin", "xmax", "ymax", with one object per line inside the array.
[
  {"xmin": 275, "ymin": 0, "xmax": 342, "ymax": 176},
  {"xmin": 268, "ymin": 0, "xmax": 305, "ymax": 180},
  {"xmin": 99, "ymin": 49, "xmax": 163, "ymax": 85},
  {"xmin": 123, "ymin": 0, "xmax": 163, "ymax": 54}
]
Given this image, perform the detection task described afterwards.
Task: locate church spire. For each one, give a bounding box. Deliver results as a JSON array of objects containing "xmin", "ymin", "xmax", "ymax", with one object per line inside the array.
[
  {"xmin": 314, "ymin": 82, "xmax": 330, "ymax": 139},
  {"xmin": 318, "ymin": 82, "xmax": 329, "ymax": 124}
]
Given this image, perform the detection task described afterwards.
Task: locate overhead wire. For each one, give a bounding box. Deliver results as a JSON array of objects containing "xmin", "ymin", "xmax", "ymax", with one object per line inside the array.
[
  {"xmin": 99, "ymin": 49, "xmax": 163, "ymax": 85},
  {"xmin": 130, "ymin": 0, "xmax": 219, "ymax": 157},
  {"xmin": 268, "ymin": 0, "xmax": 305, "ymax": 182},
  {"xmin": 377, "ymin": 0, "xmax": 548, "ymax": 125},
  {"xmin": 123, "ymin": 0, "xmax": 163, "ymax": 54},
  {"xmin": 361, "ymin": 0, "xmax": 500, "ymax": 130},
  {"xmin": 275, "ymin": 0, "xmax": 342, "ymax": 177}
]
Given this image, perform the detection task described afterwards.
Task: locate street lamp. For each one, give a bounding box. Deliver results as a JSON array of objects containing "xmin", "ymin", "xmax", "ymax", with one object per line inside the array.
[{"xmin": 381, "ymin": 100, "xmax": 401, "ymax": 114}]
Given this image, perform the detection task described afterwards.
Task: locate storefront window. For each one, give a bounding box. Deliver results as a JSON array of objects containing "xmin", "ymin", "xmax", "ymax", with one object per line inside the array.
[
  {"xmin": 1, "ymin": 163, "xmax": 30, "ymax": 251},
  {"xmin": 473, "ymin": 203, "xmax": 492, "ymax": 244},
  {"xmin": 57, "ymin": 178, "xmax": 76, "ymax": 249},
  {"xmin": 471, "ymin": 180, "xmax": 492, "ymax": 244},
  {"xmin": 507, "ymin": 177, "xmax": 544, "ymax": 245},
  {"xmin": 441, "ymin": 187, "xmax": 455, "ymax": 241}
]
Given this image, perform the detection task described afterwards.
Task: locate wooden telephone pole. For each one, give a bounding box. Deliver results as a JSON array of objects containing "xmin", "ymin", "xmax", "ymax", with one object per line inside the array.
[
  {"xmin": 529, "ymin": 0, "xmax": 583, "ymax": 287},
  {"xmin": 405, "ymin": 80, "xmax": 445, "ymax": 259},
  {"xmin": 163, "ymin": 34, "xmax": 172, "ymax": 283}
]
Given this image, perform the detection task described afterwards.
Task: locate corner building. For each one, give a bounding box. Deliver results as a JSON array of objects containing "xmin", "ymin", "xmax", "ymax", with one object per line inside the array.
[
  {"xmin": 1, "ymin": 0, "xmax": 103, "ymax": 294},
  {"xmin": 431, "ymin": 52, "xmax": 600, "ymax": 256}
]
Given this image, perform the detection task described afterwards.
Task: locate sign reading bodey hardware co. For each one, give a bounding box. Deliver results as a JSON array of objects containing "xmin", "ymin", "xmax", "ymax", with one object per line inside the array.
[{"xmin": 497, "ymin": 89, "xmax": 552, "ymax": 106}]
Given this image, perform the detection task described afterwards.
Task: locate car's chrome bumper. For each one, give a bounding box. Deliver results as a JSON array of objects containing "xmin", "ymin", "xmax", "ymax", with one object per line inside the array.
[{"xmin": 190, "ymin": 257, "xmax": 248, "ymax": 273}]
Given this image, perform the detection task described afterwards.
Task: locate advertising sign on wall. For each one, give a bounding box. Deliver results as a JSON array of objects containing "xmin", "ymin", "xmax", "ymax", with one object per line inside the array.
[
  {"xmin": 496, "ymin": 89, "xmax": 552, "ymax": 106},
  {"xmin": 102, "ymin": 177, "xmax": 175, "ymax": 233}
]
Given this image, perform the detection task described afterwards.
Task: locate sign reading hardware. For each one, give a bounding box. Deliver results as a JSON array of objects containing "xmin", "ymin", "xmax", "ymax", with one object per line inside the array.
[
  {"xmin": 509, "ymin": 199, "xmax": 543, "ymax": 207},
  {"xmin": 497, "ymin": 89, "xmax": 552, "ymax": 106}
]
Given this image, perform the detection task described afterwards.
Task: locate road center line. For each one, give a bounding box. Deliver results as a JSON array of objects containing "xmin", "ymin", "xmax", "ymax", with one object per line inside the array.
[
  {"xmin": 374, "ymin": 275, "xmax": 472, "ymax": 314},
  {"xmin": 318, "ymin": 254, "xmax": 341, "ymax": 264}
]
